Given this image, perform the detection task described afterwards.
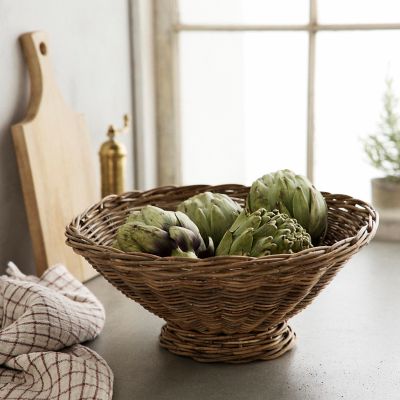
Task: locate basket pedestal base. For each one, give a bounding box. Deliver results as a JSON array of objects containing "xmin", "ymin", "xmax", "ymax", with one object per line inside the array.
[{"xmin": 159, "ymin": 321, "xmax": 296, "ymax": 363}]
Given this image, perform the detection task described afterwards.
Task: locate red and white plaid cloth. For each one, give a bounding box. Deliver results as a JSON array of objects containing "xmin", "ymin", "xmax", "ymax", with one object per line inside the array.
[{"xmin": 0, "ymin": 262, "xmax": 113, "ymax": 400}]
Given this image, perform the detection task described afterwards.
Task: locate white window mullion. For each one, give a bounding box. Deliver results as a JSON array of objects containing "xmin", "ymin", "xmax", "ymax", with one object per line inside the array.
[
  {"xmin": 154, "ymin": 0, "xmax": 181, "ymax": 185},
  {"xmin": 175, "ymin": 24, "xmax": 309, "ymax": 32},
  {"xmin": 175, "ymin": 23, "xmax": 400, "ymax": 33},
  {"xmin": 306, "ymin": 0, "xmax": 317, "ymax": 182}
]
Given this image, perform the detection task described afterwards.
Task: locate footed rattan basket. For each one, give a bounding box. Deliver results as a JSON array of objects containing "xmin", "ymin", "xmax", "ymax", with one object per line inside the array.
[{"xmin": 66, "ymin": 185, "xmax": 378, "ymax": 363}]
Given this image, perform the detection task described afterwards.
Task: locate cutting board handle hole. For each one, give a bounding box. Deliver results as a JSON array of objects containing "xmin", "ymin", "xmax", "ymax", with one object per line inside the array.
[{"xmin": 39, "ymin": 42, "xmax": 47, "ymax": 56}]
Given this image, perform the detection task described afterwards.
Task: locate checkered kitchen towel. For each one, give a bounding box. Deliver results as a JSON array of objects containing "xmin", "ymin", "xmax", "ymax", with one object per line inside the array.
[{"xmin": 0, "ymin": 262, "xmax": 113, "ymax": 399}]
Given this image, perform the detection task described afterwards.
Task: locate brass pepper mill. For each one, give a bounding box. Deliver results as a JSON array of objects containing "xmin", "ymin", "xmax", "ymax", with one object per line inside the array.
[{"xmin": 99, "ymin": 114, "xmax": 130, "ymax": 197}]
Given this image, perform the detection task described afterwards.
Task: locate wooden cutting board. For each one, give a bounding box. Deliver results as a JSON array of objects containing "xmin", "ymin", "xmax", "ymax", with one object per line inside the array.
[{"xmin": 12, "ymin": 31, "xmax": 98, "ymax": 282}]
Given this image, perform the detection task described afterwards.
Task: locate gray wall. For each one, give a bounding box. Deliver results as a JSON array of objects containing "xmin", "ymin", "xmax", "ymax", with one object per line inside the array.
[{"xmin": 0, "ymin": 0, "xmax": 134, "ymax": 274}]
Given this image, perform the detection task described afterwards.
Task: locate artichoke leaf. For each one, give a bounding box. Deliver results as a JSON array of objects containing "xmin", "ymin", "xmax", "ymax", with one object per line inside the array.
[
  {"xmin": 169, "ymin": 226, "xmax": 200, "ymax": 253},
  {"xmin": 210, "ymin": 204, "xmax": 229, "ymax": 245},
  {"xmin": 216, "ymin": 231, "xmax": 234, "ymax": 256},
  {"xmin": 130, "ymin": 223, "xmax": 171, "ymax": 255},
  {"xmin": 229, "ymin": 228, "xmax": 254, "ymax": 256},
  {"xmin": 292, "ymin": 187, "xmax": 311, "ymax": 230},
  {"xmin": 141, "ymin": 205, "xmax": 177, "ymax": 229}
]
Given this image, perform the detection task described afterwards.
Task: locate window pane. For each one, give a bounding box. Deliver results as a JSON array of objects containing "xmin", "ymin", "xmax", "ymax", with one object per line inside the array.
[
  {"xmin": 178, "ymin": 0, "xmax": 309, "ymax": 25},
  {"xmin": 318, "ymin": 0, "xmax": 400, "ymax": 24},
  {"xmin": 315, "ymin": 31, "xmax": 400, "ymax": 200},
  {"xmin": 180, "ymin": 32, "xmax": 308, "ymax": 185}
]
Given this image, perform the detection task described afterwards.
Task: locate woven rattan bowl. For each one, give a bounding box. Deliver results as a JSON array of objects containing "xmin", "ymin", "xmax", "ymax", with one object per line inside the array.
[{"xmin": 66, "ymin": 185, "xmax": 378, "ymax": 363}]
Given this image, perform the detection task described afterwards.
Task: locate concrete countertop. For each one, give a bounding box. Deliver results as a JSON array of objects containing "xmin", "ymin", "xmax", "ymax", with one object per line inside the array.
[{"xmin": 86, "ymin": 241, "xmax": 399, "ymax": 400}]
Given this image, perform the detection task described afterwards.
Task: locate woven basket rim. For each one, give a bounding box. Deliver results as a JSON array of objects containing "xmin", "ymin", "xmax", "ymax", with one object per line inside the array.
[{"xmin": 65, "ymin": 185, "xmax": 379, "ymax": 264}]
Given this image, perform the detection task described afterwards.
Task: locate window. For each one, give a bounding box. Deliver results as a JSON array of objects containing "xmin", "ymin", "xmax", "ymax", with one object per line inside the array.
[{"xmin": 151, "ymin": 0, "xmax": 400, "ymax": 200}]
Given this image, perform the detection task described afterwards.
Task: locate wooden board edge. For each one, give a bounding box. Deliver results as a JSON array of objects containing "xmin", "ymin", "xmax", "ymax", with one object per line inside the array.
[{"xmin": 12, "ymin": 123, "xmax": 48, "ymax": 276}]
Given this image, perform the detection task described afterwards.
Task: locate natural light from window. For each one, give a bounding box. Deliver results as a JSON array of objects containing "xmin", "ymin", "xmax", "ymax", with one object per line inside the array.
[{"xmin": 178, "ymin": 0, "xmax": 400, "ymax": 201}]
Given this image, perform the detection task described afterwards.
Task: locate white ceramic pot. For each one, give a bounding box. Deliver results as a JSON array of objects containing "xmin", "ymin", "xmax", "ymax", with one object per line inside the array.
[
  {"xmin": 371, "ymin": 177, "xmax": 400, "ymax": 210},
  {"xmin": 371, "ymin": 177, "xmax": 400, "ymax": 241}
]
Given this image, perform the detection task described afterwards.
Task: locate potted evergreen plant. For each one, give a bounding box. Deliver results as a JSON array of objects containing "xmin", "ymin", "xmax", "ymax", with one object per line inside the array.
[{"xmin": 364, "ymin": 78, "xmax": 400, "ymax": 210}]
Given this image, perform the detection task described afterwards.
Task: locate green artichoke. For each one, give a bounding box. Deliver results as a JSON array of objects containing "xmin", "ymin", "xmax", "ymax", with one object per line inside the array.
[
  {"xmin": 114, "ymin": 205, "xmax": 213, "ymax": 258},
  {"xmin": 216, "ymin": 208, "xmax": 313, "ymax": 257},
  {"xmin": 247, "ymin": 169, "xmax": 328, "ymax": 243},
  {"xmin": 177, "ymin": 192, "xmax": 242, "ymax": 248}
]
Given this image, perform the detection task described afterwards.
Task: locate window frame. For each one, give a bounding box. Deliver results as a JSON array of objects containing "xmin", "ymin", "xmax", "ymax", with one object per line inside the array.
[{"xmin": 136, "ymin": 0, "xmax": 400, "ymax": 186}]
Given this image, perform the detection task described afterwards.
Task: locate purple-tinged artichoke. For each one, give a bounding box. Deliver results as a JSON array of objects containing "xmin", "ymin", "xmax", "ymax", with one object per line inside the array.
[{"xmin": 115, "ymin": 205, "xmax": 213, "ymax": 258}]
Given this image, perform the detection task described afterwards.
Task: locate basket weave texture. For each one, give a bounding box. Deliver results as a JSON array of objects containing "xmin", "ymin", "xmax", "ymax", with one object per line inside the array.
[{"xmin": 66, "ymin": 185, "xmax": 378, "ymax": 363}]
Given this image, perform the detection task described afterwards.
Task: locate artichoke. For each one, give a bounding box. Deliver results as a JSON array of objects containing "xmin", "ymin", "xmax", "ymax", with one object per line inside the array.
[
  {"xmin": 115, "ymin": 205, "xmax": 213, "ymax": 258},
  {"xmin": 247, "ymin": 169, "xmax": 328, "ymax": 243},
  {"xmin": 216, "ymin": 208, "xmax": 313, "ymax": 257},
  {"xmin": 177, "ymin": 192, "xmax": 242, "ymax": 248}
]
